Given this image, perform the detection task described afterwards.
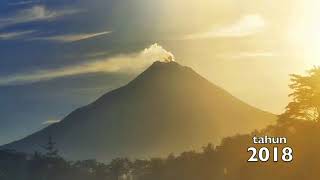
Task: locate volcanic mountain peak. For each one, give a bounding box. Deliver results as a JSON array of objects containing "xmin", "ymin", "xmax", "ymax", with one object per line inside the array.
[
  {"xmin": 128, "ymin": 60, "xmax": 204, "ymax": 87},
  {"xmin": 149, "ymin": 60, "xmax": 183, "ymax": 69},
  {"xmin": 1, "ymin": 60, "xmax": 276, "ymax": 161},
  {"xmin": 137, "ymin": 60, "xmax": 190, "ymax": 78}
]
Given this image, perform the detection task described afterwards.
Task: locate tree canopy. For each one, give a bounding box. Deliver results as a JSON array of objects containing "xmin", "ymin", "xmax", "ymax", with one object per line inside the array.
[{"xmin": 282, "ymin": 66, "xmax": 320, "ymax": 121}]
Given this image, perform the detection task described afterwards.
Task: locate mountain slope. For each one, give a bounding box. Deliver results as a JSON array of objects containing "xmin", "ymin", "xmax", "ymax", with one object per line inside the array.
[{"xmin": 2, "ymin": 61, "xmax": 276, "ymax": 161}]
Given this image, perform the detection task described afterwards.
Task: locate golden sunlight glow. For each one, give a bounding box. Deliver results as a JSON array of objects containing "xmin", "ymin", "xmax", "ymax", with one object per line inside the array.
[
  {"xmin": 289, "ymin": 0, "xmax": 320, "ymax": 67},
  {"xmin": 292, "ymin": 23, "xmax": 320, "ymax": 67}
]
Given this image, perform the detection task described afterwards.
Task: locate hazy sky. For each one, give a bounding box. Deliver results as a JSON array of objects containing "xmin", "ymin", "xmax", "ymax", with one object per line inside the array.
[{"xmin": 0, "ymin": 0, "xmax": 319, "ymax": 145}]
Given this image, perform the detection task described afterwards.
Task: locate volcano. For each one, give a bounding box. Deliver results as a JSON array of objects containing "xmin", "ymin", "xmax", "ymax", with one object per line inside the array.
[{"xmin": 2, "ymin": 61, "xmax": 275, "ymax": 161}]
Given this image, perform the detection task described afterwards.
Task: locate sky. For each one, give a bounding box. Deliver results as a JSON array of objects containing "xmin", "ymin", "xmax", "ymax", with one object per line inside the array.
[{"xmin": 0, "ymin": 0, "xmax": 319, "ymax": 145}]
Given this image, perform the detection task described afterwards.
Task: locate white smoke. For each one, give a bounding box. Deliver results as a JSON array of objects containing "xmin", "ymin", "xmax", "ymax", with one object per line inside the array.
[{"xmin": 142, "ymin": 43, "xmax": 175, "ymax": 62}]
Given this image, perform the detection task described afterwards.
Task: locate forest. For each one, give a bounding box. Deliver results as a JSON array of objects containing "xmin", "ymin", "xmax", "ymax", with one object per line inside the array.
[{"xmin": 1, "ymin": 67, "xmax": 319, "ymax": 180}]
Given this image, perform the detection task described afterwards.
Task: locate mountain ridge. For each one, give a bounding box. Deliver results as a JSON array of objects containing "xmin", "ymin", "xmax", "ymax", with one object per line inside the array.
[{"xmin": 1, "ymin": 61, "xmax": 276, "ymax": 161}]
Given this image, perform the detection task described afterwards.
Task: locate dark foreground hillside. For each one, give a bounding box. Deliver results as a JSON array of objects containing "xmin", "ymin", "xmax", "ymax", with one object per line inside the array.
[{"xmin": 0, "ymin": 118, "xmax": 318, "ymax": 180}]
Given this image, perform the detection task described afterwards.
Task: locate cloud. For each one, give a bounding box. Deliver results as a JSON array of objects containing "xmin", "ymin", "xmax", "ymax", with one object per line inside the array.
[
  {"xmin": 42, "ymin": 119, "xmax": 61, "ymax": 125},
  {"xmin": 183, "ymin": 14, "xmax": 266, "ymax": 39},
  {"xmin": 0, "ymin": 5, "xmax": 82, "ymax": 28},
  {"xmin": 31, "ymin": 31, "xmax": 112, "ymax": 42},
  {"xmin": 216, "ymin": 51, "xmax": 275, "ymax": 59},
  {"xmin": 8, "ymin": 1, "xmax": 39, "ymax": 6},
  {"xmin": 0, "ymin": 30, "xmax": 35, "ymax": 40},
  {"xmin": 0, "ymin": 43, "xmax": 175, "ymax": 86}
]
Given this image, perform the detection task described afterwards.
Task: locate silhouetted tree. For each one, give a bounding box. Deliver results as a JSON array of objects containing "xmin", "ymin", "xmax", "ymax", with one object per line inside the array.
[
  {"xmin": 43, "ymin": 135, "xmax": 59, "ymax": 158},
  {"xmin": 108, "ymin": 158, "xmax": 132, "ymax": 180},
  {"xmin": 281, "ymin": 66, "xmax": 320, "ymax": 121},
  {"xmin": 202, "ymin": 143, "xmax": 215, "ymax": 154}
]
